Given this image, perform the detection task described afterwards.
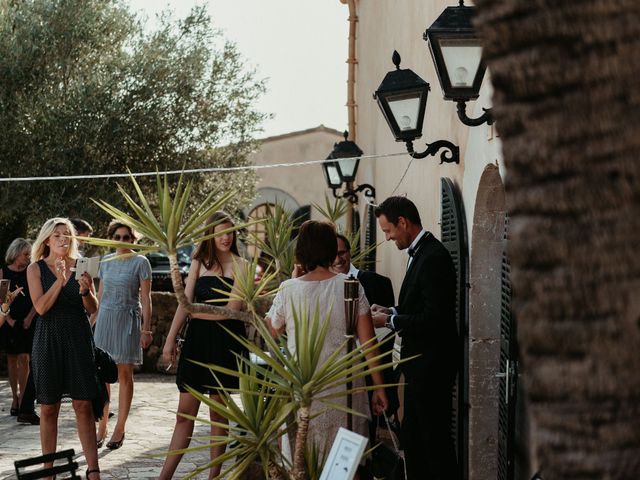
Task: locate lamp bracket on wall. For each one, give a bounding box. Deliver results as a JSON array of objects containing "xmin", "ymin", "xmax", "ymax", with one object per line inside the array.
[
  {"xmin": 332, "ymin": 183, "xmax": 376, "ymax": 204},
  {"xmin": 405, "ymin": 139, "xmax": 459, "ymax": 164},
  {"xmin": 457, "ymin": 100, "xmax": 494, "ymax": 127}
]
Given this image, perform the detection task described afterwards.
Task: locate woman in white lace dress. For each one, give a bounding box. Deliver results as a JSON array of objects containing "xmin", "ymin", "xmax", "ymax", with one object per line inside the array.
[{"xmin": 266, "ymin": 220, "xmax": 388, "ymax": 453}]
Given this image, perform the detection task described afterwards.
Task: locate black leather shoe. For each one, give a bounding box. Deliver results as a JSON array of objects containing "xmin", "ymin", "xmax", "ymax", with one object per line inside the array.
[{"xmin": 17, "ymin": 412, "xmax": 40, "ymax": 425}]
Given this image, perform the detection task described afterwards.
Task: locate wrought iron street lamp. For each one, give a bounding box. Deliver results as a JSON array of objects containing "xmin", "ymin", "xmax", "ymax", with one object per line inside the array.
[
  {"xmin": 374, "ymin": 51, "xmax": 459, "ymax": 164},
  {"xmin": 424, "ymin": 1, "xmax": 493, "ymax": 127},
  {"xmin": 322, "ymin": 131, "xmax": 376, "ymax": 204}
]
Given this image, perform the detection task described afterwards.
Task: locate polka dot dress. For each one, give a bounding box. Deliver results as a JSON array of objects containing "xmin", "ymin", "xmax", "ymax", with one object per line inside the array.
[{"xmin": 31, "ymin": 260, "xmax": 97, "ymax": 404}]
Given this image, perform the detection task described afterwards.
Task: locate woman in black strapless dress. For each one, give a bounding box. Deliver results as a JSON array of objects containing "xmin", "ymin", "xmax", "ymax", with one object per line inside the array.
[{"xmin": 160, "ymin": 211, "xmax": 247, "ymax": 480}]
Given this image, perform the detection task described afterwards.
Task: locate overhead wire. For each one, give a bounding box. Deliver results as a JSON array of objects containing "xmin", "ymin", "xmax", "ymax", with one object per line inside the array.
[{"xmin": 0, "ymin": 151, "xmax": 410, "ymax": 183}]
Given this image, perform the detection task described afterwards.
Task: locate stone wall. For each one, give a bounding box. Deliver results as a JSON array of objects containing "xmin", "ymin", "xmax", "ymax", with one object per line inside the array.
[{"xmin": 142, "ymin": 291, "xmax": 178, "ymax": 374}]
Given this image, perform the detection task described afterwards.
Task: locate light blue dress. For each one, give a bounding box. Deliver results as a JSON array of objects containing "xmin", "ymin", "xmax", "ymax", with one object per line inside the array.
[{"xmin": 94, "ymin": 254, "xmax": 152, "ymax": 365}]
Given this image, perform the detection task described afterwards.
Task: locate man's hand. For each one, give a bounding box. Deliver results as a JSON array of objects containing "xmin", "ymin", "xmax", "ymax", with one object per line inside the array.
[
  {"xmin": 371, "ymin": 310, "xmax": 389, "ymax": 328},
  {"xmin": 371, "ymin": 304, "xmax": 391, "ymax": 315},
  {"xmin": 371, "ymin": 304, "xmax": 391, "ymax": 328}
]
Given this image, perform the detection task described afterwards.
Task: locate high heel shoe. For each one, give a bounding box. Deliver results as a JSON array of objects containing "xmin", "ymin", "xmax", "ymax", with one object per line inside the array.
[
  {"xmin": 86, "ymin": 468, "xmax": 100, "ymax": 479},
  {"xmin": 106, "ymin": 433, "xmax": 125, "ymax": 450},
  {"xmin": 96, "ymin": 428, "xmax": 107, "ymax": 448}
]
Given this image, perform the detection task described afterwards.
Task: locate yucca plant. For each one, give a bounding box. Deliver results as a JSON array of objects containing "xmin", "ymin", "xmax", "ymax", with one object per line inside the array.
[
  {"xmin": 180, "ymin": 301, "xmax": 401, "ymax": 480},
  {"xmin": 311, "ymin": 195, "xmax": 348, "ymax": 225},
  {"xmin": 85, "ymin": 172, "xmax": 402, "ymax": 479},
  {"xmin": 84, "ymin": 171, "xmax": 261, "ymax": 322},
  {"xmin": 245, "ymin": 202, "xmax": 298, "ymax": 282}
]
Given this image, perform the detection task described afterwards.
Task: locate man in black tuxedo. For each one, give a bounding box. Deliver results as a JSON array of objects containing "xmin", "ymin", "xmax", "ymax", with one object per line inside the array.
[
  {"xmin": 371, "ymin": 196, "xmax": 459, "ymax": 480},
  {"xmin": 332, "ymin": 234, "xmax": 399, "ymax": 420}
]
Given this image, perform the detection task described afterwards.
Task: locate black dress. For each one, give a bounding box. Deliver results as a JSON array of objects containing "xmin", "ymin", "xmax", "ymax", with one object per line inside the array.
[
  {"xmin": 31, "ymin": 260, "xmax": 96, "ymax": 404},
  {"xmin": 176, "ymin": 276, "xmax": 247, "ymax": 394},
  {"xmin": 0, "ymin": 266, "xmax": 34, "ymax": 354}
]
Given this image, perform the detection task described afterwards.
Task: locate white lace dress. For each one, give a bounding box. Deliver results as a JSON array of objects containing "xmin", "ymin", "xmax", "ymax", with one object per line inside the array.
[{"xmin": 268, "ymin": 273, "xmax": 371, "ymax": 451}]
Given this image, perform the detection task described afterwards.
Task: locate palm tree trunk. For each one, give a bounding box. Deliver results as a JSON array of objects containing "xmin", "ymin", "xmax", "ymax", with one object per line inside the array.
[
  {"xmin": 474, "ymin": 1, "xmax": 640, "ymax": 477},
  {"xmin": 168, "ymin": 253, "xmax": 253, "ymax": 323},
  {"xmin": 291, "ymin": 404, "xmax": 311, "ymax": 480}
]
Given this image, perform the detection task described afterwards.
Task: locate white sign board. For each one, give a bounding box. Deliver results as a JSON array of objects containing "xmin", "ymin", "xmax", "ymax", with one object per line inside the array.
[{"xmin": 319, "ymin": 427, "xmax": 368, "ymax": 480}]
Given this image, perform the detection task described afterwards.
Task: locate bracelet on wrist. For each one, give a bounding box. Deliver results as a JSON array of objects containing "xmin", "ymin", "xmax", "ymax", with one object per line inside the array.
[
  {"xmin": 0, "ymin": 306, "xmax": 9, "ymax": 316},
  {"xmin": 80, "ymin": 290, "xmax": 90, "ymax": 297},
  {"xmin": 141, "ymin": 330, "xmax": 153, "ymax": 335}
]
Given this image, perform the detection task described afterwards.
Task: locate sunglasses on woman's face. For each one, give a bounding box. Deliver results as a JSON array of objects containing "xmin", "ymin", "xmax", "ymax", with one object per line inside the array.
[{"xmin": 113, "ymin": 234, "xmax": 132, "ymax": 242}]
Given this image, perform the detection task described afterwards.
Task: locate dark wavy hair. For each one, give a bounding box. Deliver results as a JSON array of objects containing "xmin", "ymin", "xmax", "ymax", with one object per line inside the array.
[
  {"xmin": 192, "ymin": 211, "xmax": 239, "ymax": 271},
  {"xmin": 374, "ymin": 196, "xmax": 422, "ymax": 227},
  {"xmin": 295, "ymin": 220, "xmax": 337, "ymax": 272}
]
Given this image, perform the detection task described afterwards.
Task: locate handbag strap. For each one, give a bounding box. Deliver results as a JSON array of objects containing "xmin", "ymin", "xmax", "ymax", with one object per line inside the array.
[{"xmin": 382, "ymin": 410, "xmax": 408, "ymax": 480}]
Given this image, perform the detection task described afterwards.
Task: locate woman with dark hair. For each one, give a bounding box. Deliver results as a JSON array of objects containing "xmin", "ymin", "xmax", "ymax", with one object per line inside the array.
[
  {"xmin": 160, "ymin": 211, "xmax": 247, "ymax": 480},
  {"xmin": 266, "ymin": 220, "xmax": 388, "ymax": 452},
  {"xmin": 93, "ymin": 220, "xmax": 152, "ymax": 450}
]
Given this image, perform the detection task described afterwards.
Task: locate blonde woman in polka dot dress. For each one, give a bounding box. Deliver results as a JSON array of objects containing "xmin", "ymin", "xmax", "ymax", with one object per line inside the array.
[{"xmin": 27, "ymin": 218, "xmax": 101, "ymax": 480}]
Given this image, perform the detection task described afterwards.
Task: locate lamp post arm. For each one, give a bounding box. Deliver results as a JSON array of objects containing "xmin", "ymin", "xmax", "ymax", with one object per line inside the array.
[
  {"xmin": 342, "ymin": 183, "xmax": 376, "ymax": 204},
  {"xmin": 456, "ymin": 100, "xmax": 494, "ymax": 127},
  {"xmin": 354, "ymin": 183, "xmax": 376, "ymax": 199},
  {"xmin": 406, "ymin": 139, "xmax": 460, "ymax": 164}
]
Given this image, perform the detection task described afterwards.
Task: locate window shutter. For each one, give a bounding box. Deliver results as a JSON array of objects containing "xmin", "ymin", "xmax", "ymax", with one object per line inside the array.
[{"xmin": 441, "ymin": 177, "xmax": 469, "ymax": 479}]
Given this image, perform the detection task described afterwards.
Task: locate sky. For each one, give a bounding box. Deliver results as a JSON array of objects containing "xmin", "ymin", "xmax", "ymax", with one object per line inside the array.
[{"xmin": 127, "ymin": 0, "xmax": 349, "ymax": 139}]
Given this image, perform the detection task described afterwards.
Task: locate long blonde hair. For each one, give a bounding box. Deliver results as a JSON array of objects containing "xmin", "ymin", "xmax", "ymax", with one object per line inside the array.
[{"xmin": 31, "ymin": 217, "xmax": 80, "ymax": 261}]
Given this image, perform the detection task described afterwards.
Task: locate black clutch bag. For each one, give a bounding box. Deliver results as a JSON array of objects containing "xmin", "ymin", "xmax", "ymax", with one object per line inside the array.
[{"xmin": 95, "ymin": 346, "xmax": 117, "ymax": 384}]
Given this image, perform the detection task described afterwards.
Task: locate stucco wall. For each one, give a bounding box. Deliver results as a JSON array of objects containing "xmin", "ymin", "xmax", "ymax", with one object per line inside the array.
[
  {"xmin": 247, "ymin": 126, "xmax": 344, "ymax": 219},
  {"xmin": 351, "ymin": 2, "xmax": 505, "ymax": 479},
  {"xmin": 353, "ymin": 0, "xmax": 503, "ymax": 288}
]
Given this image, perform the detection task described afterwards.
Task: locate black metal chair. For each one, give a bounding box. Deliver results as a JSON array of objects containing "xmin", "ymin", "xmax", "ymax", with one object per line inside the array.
[{"xmin": 14, "ymin": 449, "xmax": 81, "ymax": 480}]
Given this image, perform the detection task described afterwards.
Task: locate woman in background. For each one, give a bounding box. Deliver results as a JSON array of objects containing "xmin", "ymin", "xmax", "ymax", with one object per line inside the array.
[
  {"xmin": 93, "ymin": 220, "xmax": 152, "ymax": 450},
  {"xmin": 159, "ymin": 211, "xmax": 247, "ymax": 480},
  {"xmin": 27, "ymin": 218, "xmax": 101, "ymax": 479},
  {"xmin": 0, "ymin": 238, "xmax": 36, "ymax": 419}
]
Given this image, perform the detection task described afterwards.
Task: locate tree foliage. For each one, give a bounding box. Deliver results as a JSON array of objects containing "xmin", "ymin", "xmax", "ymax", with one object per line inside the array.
[{"xmin": 0, "ymin": 0, "xmax": 266, "ymax": 250}]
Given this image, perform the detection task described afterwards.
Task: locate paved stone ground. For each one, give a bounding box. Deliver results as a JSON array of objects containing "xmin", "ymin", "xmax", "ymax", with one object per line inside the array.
[{"xmin": 0, "ymin": 374, "xmax": 226, "ymax": 479}]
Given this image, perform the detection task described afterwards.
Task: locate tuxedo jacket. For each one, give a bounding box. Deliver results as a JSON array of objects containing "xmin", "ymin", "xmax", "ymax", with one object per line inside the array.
[
  {"xmin": 394, "ymin": 232, "xmax": 459, "ymax": 382},
  {"xmin": 357, "ymin": 270, "xmax": 395, "ymax": 308}
]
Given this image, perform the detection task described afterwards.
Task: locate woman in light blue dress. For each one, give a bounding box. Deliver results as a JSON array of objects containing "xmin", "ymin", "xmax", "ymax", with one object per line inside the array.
[{"xmin": 94, "ymin": 220, "xmax": 152, "ymax": 450}]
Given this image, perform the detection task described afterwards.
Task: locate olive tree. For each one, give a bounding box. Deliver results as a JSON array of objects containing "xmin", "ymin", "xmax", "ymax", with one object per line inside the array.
[{"xmin": 0, "ymin": 0, "xmax": 266, "ymax": 250}]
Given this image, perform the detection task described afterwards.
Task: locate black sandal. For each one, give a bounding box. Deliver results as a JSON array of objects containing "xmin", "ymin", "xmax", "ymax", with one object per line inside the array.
[{"xmin": 86, "ymin": 468, "xmax": 100, "ymax": 479}]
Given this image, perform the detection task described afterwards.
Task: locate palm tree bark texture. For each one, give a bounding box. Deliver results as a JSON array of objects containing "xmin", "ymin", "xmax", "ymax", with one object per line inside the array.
[{"xmin": 473, "ymin": 1, "xmax": 640, "ymax": 478}]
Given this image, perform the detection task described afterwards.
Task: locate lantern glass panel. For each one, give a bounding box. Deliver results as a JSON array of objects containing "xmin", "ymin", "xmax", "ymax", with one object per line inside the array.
[
  {"xmin": 326, "ymin": 163, "xmax": 341, "ymax": 187},
  {"xmin": 386, "ymin": 92, "xmax": 422, "ymax": 131},
  {"xmin": 439, "ymin": 38, "xmax": 482, "ymax": 88},
  {"xmin": 338, "ymin": 157, "xmax": 358, "ymax": 180}
]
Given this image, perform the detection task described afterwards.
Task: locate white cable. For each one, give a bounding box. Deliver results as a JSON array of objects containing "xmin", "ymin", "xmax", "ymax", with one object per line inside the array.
[
  {"xmin": 0, "ymin": 151, "xmax": 408, "ymax": 183},
  {"xmin": 390, "ymin": 157, "xmax": 415, "ymax": 196}
]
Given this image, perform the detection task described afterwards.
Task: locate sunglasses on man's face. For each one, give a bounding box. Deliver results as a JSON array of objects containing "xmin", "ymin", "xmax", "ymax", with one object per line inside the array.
[{"xmin": 113, "ymin": 234, "xmax": 132, "ymax": 242}]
